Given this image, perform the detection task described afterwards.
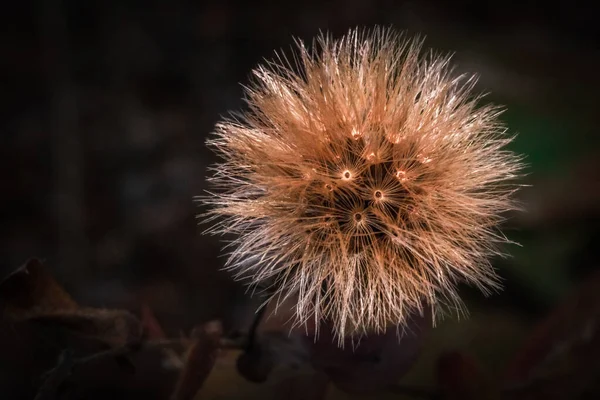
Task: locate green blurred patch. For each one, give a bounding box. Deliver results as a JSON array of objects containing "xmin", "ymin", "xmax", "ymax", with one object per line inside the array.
[{"xmin": 501, "ymin": 104, "xmax": 587, "ymax": 175}]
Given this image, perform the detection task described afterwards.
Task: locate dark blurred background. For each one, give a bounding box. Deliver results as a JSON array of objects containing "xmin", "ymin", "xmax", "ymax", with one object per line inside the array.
[{"xmin": 1, "ymin": 0, "xmax": 599, "ymax": 398}]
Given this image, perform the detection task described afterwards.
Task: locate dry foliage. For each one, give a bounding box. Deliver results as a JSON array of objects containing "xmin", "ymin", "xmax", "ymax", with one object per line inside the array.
[{"xmin": 0, "ymin": 259, "xmax": 223, "ymax": 400}]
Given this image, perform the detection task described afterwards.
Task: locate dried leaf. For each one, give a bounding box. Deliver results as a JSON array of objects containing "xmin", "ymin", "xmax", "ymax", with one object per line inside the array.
[
  {"xmin": 437, "ymin": 352, "xmax": 500, "ymax": 400},
  {"xmin": 0, "ymin": 258, "xmax": 77, "ymax": 318},
  {"xmin": 29, "ymin": 308, "xmax": 143, "ymax": 348},
  {"xmin": 140, "ymin": 304, "xmax": 185, "ymax": 369},
  {"xmin": 141, "ymin": 303, "xmax": 167, "ymax": 340},
  {"xmin": 170, "ymin": 321, "xmax": 222, "ymax": 400},
  {"xmin": 0, "ymin": 259, "xmax": 143, "ymax": 348}
]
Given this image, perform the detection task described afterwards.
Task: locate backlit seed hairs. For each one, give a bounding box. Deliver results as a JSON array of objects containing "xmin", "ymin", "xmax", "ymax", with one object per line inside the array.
[{"xmin": 199, "ymin": 28, "xmax": 523, "ymax": 344}]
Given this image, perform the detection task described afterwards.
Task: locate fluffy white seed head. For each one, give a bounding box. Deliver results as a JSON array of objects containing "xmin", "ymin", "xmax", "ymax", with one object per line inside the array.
[{"xmin": 200, "ymin": 28, "xmax": 523, "ymax": 345}]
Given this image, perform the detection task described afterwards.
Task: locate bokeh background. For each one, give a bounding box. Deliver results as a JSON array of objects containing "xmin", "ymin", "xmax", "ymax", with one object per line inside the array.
[{"xmin": 2, "ymin": 0, "xmax": 599, "ymax": 399}]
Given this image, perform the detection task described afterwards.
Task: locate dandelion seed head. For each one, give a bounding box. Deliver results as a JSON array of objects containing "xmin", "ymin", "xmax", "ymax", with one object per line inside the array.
[{"xmin": 200, "ymin": 27, "xmax": 523, "ymax": 345}]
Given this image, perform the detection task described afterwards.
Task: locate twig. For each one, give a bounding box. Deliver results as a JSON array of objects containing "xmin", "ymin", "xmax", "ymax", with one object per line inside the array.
[
  {"xmin": 246, "ymin": 303, "xmax": 268, "ymax": 351},
  {"xmin": 244, "ymin": 285, "xmax": 276, "ymax": 351}
]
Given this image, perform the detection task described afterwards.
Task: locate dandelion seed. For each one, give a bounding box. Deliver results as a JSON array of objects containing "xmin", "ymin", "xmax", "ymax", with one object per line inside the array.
[
  {"xmin": 199, "ymin": 27, "xmax": 523, "ymax": 346},
  {"xmin": 396, "ymin": 170, "xmax": 408, "ymax": 182}
]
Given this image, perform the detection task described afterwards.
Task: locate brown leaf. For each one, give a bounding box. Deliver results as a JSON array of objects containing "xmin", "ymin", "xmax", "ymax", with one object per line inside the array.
[
  {"xmin": 504, "ymin": 269, "xmax": 600, "ymax": 399},
  {"xmin": 0, "ymin": 259, "xmax": 143, "ymax": 348},
  {"xmin": 436, "ymin": 352, "xmax": 500, "ymax": 400},
  {"xmin": 170, "ymin": 321, "xmax": 222, "ymax": 400},
  {"xmin": 29, "ymin": 308, "xmax": 143, "ymax": 348},
  {"xmin": 0, "ymin": 258, "xmax": 77, "ymax": 318},
  {"xmin": 140, "ymin": 304, "xmax": 186, "ymax": 369},
  {"xmin": 141, "ymin": 303, "xmax": 167, "ymax": 340}
]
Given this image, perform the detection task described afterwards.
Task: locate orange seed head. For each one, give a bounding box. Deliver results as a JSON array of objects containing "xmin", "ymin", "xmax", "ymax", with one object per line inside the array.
[{"xmin": 200, "ymin": 28, "xmax": 523, "ymax": 345}]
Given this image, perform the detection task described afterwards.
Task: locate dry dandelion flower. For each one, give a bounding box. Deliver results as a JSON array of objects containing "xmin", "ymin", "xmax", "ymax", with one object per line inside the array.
[{"xmin": 199, "ymin": 28, "xmax": 523, "ymax": 344}]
